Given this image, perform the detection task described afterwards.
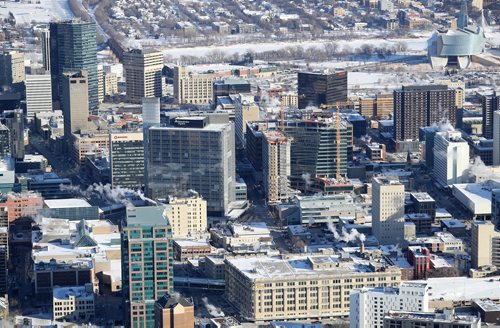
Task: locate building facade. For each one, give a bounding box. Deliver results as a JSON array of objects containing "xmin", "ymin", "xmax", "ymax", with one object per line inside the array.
[
  {"xmin": 234, "ymin": 94, "xmax": 260, "ymax": 148},
  {"xmin": 164, "ymin": 195, "xmax": 207, "ymax": 238},
  {"xmin": 493, "ymin": 111, "xmax": 500, "ymax": 166},
  {"xmin": 173, "ymin": 66, "xmax": 218, "ymax": 104},
  {"xmin": 25, "ymin": 74, "xmax": 53, "ymax": 117},
  {"xmin": 350, "ymin": 282, "xmax": 429, "ymax": 328},
  {"xmin": 62, "ymin": 71, "xmax": 90, "ymax": 140},
  {"xmin": 110, "ymin": 132, "xmax": 144, "ymax": 189},
  {"xmin": 225, "ymin": 255, "xmax": 401, "ymax": 322},
  {"xmin": 122, "ymin": 206, "xmax": 173, "ymax": 327},
  {"xmin": 146, "ymin": 116, "xmax": 235, "ymax": 216},
  {"xmin": 471, "ymin": 221, "xmax": 500, "ymax": 269},
  {"xmin": 284, "ymin": 118, "xmax": 352, "ymax": 189},
  {"xmin": 394, "ymin": 85, "xmax": 456, "ymax": 141},
  {"xmin": 372, "ymin": 177, "xmax": 405, "ymax": 245},
  {"xmin": 0, "ymin": 51, "xmax": 25, "ymax": 88},
  {"xmin": 297, "ymin": 71, "xmax": 348, "ymax": 109},
  {"xmin": 123, "ymin": 49, "xmax": 163, "ymax": 103},
  {"xmin": 49, "ymin": 20, "xmax": 98, "ymax": 109},
  {"xmin": 154, "ymin": 294, "xmax": 194, "ymax": 328},
  {"xmin": 52, "ymin": 285, "xmax": 95, "ymax": 322},
  {"xmin": 433, "ymin": 131, "xmax": 470, "ymax": 187},
  {"xmin": 262, "ymin": 130, "xmax": 292, "ymax": 203}
]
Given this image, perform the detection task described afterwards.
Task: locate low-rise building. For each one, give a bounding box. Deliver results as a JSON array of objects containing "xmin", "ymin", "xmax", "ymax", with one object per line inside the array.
[
  {"xmin": 173, "ymin": 240, "xmax": 213, "ymax": 261},
  {"xmin": 155, "ymin": 294, "xmax": 194, "ymax": 328},
  {"xmin": 383, "ymin": 310, "xmax": 481, "ymax": 328},
  {"xmin": 32, "ymin": 218, "xmax": 121, "ymax": 294},
  {"xmin": 210, "ymin": 222, "xmax": 273, "ymax": 252},
  {"xmin": 225, "ymin": 253, "xmax": 401, "ymax": 322},
  {"xmin": 409, "ymin": 232, "xmax": 464, "ymax": 253},
  {"xmin": 296, "ymin": 194, "xmax": 357, "ymax": 225},
  {"xmin": 53, "ymin": 284, "xmax": 95, "ymax": 322}
]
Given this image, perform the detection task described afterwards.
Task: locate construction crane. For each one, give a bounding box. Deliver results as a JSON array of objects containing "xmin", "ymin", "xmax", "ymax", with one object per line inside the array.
[{"xmin": 319, "ymin": 101, "xmax": 353, "ymax": 180}]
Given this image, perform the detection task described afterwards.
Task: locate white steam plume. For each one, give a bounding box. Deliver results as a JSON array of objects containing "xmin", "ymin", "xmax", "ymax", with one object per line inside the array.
[{"xmin": 202, "ymin": 297, "xmax": 225, "ymax": 317}]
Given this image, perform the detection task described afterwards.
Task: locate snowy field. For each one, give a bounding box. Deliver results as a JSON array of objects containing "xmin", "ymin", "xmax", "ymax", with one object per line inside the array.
[
  {"xmin": 160, "ymin": 35, "xmax": 432, "ymax": 59},
  {"xmin": 0, "ymin": 0, "xmax": 74, "ymax": 25}
]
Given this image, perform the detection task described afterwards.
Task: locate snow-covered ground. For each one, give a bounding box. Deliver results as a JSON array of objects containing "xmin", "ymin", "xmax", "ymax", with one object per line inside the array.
[
  {"xmin": 348, "ymin": 71, "xmax": 422, "ymax": 91},
  {"xmin": 159, "ymin": 35, "xmax": 432, "ymax": 59},
  {"xmin": 0, "ymin": 0, "xmax": 74, "ymax": 25}
]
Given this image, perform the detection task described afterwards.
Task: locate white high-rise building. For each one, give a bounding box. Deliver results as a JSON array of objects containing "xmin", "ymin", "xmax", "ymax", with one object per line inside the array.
[
  {"xmin": 433, "ymin": 130, "xmax": 470, "ymax": 187},
  {"xmin": 493, "ymin": 111, "xmax": 500, "ymax": 166},
  {"xmin": 350, "ymin": 282, "xmax": 429, "ymax": 328},
  {"xmin": 262, "ymin": 130, "xmax": 292, "ymax": 203},
  {"xmin": 372, "ymin": 176, "xmax": 405, "ymax": 245},
  {"xmin": 234, "ymin": 94, "xmax": 260, "ymax": 148},
  {"xmin": 25, "ymin": 74, "xmax": 53, "ymax": 117}
]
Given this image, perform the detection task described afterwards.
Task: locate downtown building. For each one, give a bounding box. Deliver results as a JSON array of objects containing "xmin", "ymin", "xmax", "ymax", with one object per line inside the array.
[
  {"xmin": 49, "ymin": 20, "xmax": 98, "ymax": 109},
  {"xmin": 394, "ymin": 85, "xmax": 456, "ymax": 141},
  {"xmin": 297, "ymin": 71, "xmax": 348, "ymax": 109},
  {"xmin": 25, "ymin": 74, "xmax": 53, "ymax": 117},
  {"xmin": 123, "ymin": 49, "xmax": 163, "ymax": 103},
  {"xmin": 283, "ymin": 118, "xmax": 352, "ymax": 190},
  {"xmin": 146, "ymin": 116, "xmax": 235, "ymax": 216},
  {"xmin": 372, "ymin": 176, "xmax": 405, "ymax": 245},
  {"xmin": 262, "ymin": 130, "xmax": 293, "ymax": 203},
  {"xmin": 479, "ymin": 90, "xmax": 499, "ymax": 139},
  {"xmin": 225, "ymin": 254, "xmax": 401, "ymax": 322},
  {"xmin": 122, "ymin": 206, "xmax": 173, "ymax": 327},
  {"xmin": 173, "ymin": 66, "xmax": 219, "ymax": 104},
  {"xmin": 109, "ymin": 132, "xmax": 144, "ymax": 189},
  {"xmin": 350, "ymin": 282, "xmax": 429, "ymax": 328},
  {"xmin": 433, "ymin": 130, "xmax": 470, "ymax": 187}
]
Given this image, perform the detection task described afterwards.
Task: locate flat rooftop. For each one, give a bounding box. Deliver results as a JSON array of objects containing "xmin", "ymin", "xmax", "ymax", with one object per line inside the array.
[
  {"xmin": 53, "ymin": 286, "xmax": 93, "ymax": 301},
  {"xmin": 44, "ymin": 198, "xmax": 92, "ymax": 209},
  {"xmin": 416, "ymin": 276, "xmax": 500, "ymax": 301},
  {"xmin": 226, "ymin": 253, "xmax": 395, "ymax": 280}
]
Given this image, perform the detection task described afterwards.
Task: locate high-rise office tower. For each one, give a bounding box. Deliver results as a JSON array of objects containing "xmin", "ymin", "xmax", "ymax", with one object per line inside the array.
[
  {"xmin": 122, "ymin": 206, "xmax": 173, "ymax": 327},
  {"xmin": 284, "ymin": 118, "xmax": 352, "ymax": 189},
  {"xmin": 0, "ymin": 51, "xmax": 25, "ymax": 88},
  {"xmin": 25, "ymin": 74, "xmax": 53, "ymax": 117},
  {"xmin": 297, "ymin": 71, "xmax": 348, "ymax": 109},
  {"xmin": 2, "ymin": 109, "xmax": 24, "ymax": 161},
  {"xmin": 40, "ymin": 29, "xmax": 51, "ymax": 72},
  {"xmin": 493, "ymin": 111, "xmax": 500, "ymax": 165},
  {"xmin": 262, "ymin": 130, "xmax": 292, "ymax": 203},
  {"xmin": 123, "ymin": 49, "xmax": 163, "ymax": 103},
  {"xmin": 394, "ymin": 85, "xmax": 456, "ymax": 141},
  {"xmin": 49, "ymin": 20, "xmax": 98, "ymax": 109},
  {"xmin": 419, "ymin": 126, "xmax": 439, "ymax": 169},
  {"xmin": 97, "ymin": 64, "xmax": 104, "ymax": 104},
  {"xmin": 372, "ymin": 176, "xmax": 405, "ymax": 245},
  {"xmin": 0, "ymin": 125, "xmax": 10, "ymax": 158},
  {"xmin": 110, "ymin": 132, "xmax": 144, "ymax": 189},
  {"xmin": 146, "ymin": 116, "xmax": 235, "ymax": 216},
  {"xmin": 480, "ymin": 91, "xmax": 500, "ymax": 139},
  {"xmin": 61, "ymin": 71, "xmax": 90, "ymax": 140},
  {"xmin": 433, "ymin": 130, "xmax": 470, "ymax": 187},
  {"xmin": 0, "ymin": 207, "xmax": 8, "ymax": 296},
  {"xmin": 471, "ymin": 221, "xmax": 500, "ymax": 269},
  {"xmin": 142, "ymin": 97, "xmax": 161, "ymax": 197},
  {"xmin": 479, "ymin": 91, "xmax": 500, "ymax": 139}
]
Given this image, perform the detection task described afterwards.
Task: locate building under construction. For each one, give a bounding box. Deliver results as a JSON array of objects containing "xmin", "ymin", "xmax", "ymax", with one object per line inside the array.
[{"xmin": 283, "ymin": 117, "xmax": 352, "ymax": 191}]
